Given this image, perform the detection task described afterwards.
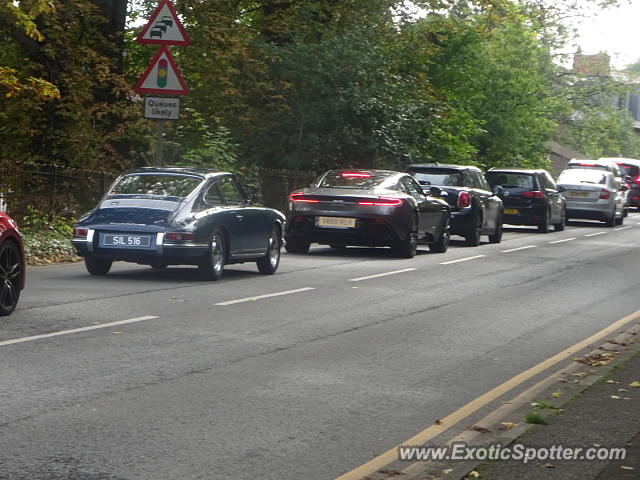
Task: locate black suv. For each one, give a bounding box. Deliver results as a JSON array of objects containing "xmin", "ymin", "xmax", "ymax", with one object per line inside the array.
[
  {"xmin": 485, "ymin": 168, "xmax": 566, "ymax": 233},
  {"xmin": 406, "ymin": 164, "xmax": 503, "ymax": 246}
]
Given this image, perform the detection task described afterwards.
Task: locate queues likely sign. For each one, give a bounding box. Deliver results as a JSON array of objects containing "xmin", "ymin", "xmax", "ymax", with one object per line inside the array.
[{"xmin": 144, "ymin": 97, "xmax": 180, "ymax": 120}]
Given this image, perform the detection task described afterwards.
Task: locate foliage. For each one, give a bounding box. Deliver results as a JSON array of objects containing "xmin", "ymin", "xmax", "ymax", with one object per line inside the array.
[{"xmin": 19, "ymin": 206, "xmax": 78, "ymax": 265}]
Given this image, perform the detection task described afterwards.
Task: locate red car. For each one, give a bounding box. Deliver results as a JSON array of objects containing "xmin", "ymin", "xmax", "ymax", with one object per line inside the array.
[{"xmin": 0, "ymin": 211, "xmax": 25, "ymax": 316}]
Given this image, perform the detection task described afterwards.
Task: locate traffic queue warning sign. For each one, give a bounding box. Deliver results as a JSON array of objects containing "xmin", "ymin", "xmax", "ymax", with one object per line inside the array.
[
  {"xmin": 134, "ymin": 46, "xmax": 189, "ymax": 95},
  {"xmin": 136, "ymin": 0, "xmax": 190, "ymax": 46}
]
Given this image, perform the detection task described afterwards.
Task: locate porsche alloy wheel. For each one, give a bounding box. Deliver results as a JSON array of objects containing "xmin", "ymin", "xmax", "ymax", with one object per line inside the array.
[
  {"xmin": 199, "ymin": 230, "xmax": 225, "ymax": 281},
  {"xmin": 257, "ymin": 226, "xmax": 281, "ymax": 275}
]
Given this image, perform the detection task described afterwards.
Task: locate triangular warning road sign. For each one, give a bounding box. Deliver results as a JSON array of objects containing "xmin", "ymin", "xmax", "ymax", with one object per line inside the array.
[
  {"xmin": 134, "ymin": 46, "xmax": 189, "ymax": 95},
  {"xmin": 136, "ymin": 0, "xmax": 190, "ymax": 46}
]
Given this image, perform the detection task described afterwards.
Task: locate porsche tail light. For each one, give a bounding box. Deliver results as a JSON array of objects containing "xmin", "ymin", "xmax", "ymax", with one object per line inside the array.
[
  {"xmin": 599, "ymin": 189, "xmax": 610, "ymax": 199},
  {"xmin": 165, "ymin": 232, "xmax": 195, "ymax": 242},
  {"xmin": 457, "ymin": 191, "xmax": 471, "ymax": 208},
  {"xmin": 358, "ymin": 196, "xmax": 403, "ymax": 206},
  {"xmin": 289, "ymin": 193, "xmax": 319, "ymax": 203},
  {"xmin": 73, "ymin": 227, "xmax": 88, "ymax": 237},
  {"xmin": 523, "ymin": 190, "xmax": 545, "ymax": 198}
]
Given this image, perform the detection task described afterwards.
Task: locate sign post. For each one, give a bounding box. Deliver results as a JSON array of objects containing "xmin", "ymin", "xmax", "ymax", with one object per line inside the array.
[{"xmin": 134, "ymin": 0, "xmax": 190, "ymax": 165}]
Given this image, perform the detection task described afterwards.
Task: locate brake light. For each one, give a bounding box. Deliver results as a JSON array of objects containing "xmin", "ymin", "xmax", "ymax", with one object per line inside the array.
[
  {"xmin": 165, "ymin": 232, "xmax": 194, "ymax": 241},
  {"xmin": 457, "ymin": 191, "xmax": 471, "ymax": 208},
  {"xmin": 599, "ymin": 189, "xmax": 610, "ymax": 199},
  {"xmin": 634, "ymin": 176, "xmax": 640, "ymax": 184},
  {"xmin": 289, "ymin": 193, "xmax": 319, "ymax": 203},
  {"xmin": 523, "ymin": 190, "xmax": 545, "ymax": 198},
  {"xmin": 358, "ymin": 196, "xmax": 403, "ymax": 206},
  {"xmin": 341, "ymin": 172, "xmax": 371, "ymax": 178},
  {"xmin": 577, "ymin": 162, "xmax": 596, "ymax": 166},
  {"xmin": 73, "ymin": 227, "xmax": 88, "ymax": 237}
]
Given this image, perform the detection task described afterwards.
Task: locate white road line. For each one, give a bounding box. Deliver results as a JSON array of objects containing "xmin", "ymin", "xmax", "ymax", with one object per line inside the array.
[
  {"xmin": 349, "ymin": 268, "xmax": 417, "ymax": 282},
  {"xmin": 615, "ymin": 226, "xmax": 632, "ymax": 231},
  {"xmin": 501, "ymin": 245, "xmax": 536, "ymax": 253},
  {"xmin": 585, "ymin": 231, "xmax": 607, "ymax": 237},
  {"xmin": 215, "ymin": 287, "xmax": 316, "ymax": 306},
  {"xmin": 440, "ymin": 255, "xmax": 486, "ymax": 265},
  {"xmin": 548, "ymin": 237, "xmax": 577, "ymax": 244},
  {"xmin": 0, "ymin": 315, "xmax": 158, "ymax": 348}
]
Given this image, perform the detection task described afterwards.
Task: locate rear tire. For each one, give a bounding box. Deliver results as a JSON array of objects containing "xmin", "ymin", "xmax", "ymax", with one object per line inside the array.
[
  {"xmin": 605, "ymin": 211, "xmax": 616, "ymax": 227},
  {"xmin": 538, "ymin": 209, "xmax": 551, "ymax": 233},
  {"xmin": 85, "ymin": 256, "xmax": 112, "ymax": 276},
  {"xmin": 0, "ymin": 241, "xmax": 22, "ymax": 316},
  {"xmin": 553, "ymin": 207, "xmax": 566, "ymax": 231},
  {"xmin": 465, "ymin": 213, "xmax": 482, "ymax": 246},
  {"xmin": 488, "ymin": 214, "xmax": 503, "ymax": 243},
  {"xmin": 393, "ymin": 216, "xmax": 418, "ymax": 258},
  {"xmin": 199, "ymin": 230, "xmax": 225, "ymax": 281},
  {"xmin": 257, "ymin": 226, "xmax": 281, "ymax": 275},
  {"xmin": 284, "ymin": 237, "xmax": 310, "ymax": 254},
  {"xmin": 429, "ymin": 219, "xmax": 450, "ymax": 253},
  {"xmin": 615, "ymin": 213, "xmax": 624, "ymax": 226}
]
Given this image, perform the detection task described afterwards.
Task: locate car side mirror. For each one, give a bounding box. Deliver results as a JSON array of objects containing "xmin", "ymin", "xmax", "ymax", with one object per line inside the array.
[
  {"xmin": 557, "ymin": 186, "xmax": 566, "ymax": 193},
  {"xmin": 492, "ymin": 185, "xmax": 504, "ymax": 196},
  {"xmin": 428, "ymin": 186, "xmax": 442, "ymax": 196}
]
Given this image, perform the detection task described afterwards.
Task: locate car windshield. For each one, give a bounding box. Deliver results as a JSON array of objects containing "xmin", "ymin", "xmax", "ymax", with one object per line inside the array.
[
  {"xmin": 487, "ymin": 172, "xmax": 535, "ymax": 189},
  {"xmin": 557, "ymin": 169, "xmax": 607, "ymax": 185},
  {"xmin": 318, "ymin": 171, "xmax": 394, "ymax": 189},
  {"xmin": 108, "ymin": 174, "xmax": 203, "ymax": 199},
  {"xmin": 408, "ymin": 169, "xmax": 464, "ymax": 186}
]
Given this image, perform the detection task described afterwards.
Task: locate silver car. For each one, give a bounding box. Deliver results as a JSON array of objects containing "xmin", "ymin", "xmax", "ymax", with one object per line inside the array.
[{"xmin": 557, "ymin": 168, "xmax": 627, "ymax": 226}]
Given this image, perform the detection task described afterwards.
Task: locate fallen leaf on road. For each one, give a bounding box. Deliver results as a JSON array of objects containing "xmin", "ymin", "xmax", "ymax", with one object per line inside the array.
[
  {"xmin": 607, "ymin": 380, "xmax": 616, "ymax": 384},
  {"xmin": 543, "ymin": 463, "xmax": 556, "ymax": 468},
  {"xmin": 378, "ymin": 468, "xmax": 406, "ymax": 476},
  {"xmin": 618, "ymin": 388, "xmax": 628, "ymax": 392},
  {"xmin": 435, "ymin": 419, "xmax": 443, "ymax": 425},
  {"xmin": 610, "ymin": 395, "xmax": 621, "ymax": 399},
  {"xmin": 621, "ymin": 466, "xmax": 635, "ymax": 470},
  {"xmin": 551, "ymin": 392, "xmax": 561, "ymax": 398},
  {"xmin": 629, "ymin": 381, "xmax": 640, "ymax": 388},
  {"xmin": 467, "ymin": 472, "xmax": 480, "ymax": 479},
  {"xmin": 499, "ymin": 422, "xmax": 516, "ymax": 430},
  {"xmin": 574, "ymin": 372, "xmax": 589, "ymax": 378},
  {"xmin": 442, "ymin": 468, "xmax": 453, "ymax": 474},
  {"xmin": 470, "ymin": 425, "xmax": 491, "ymax": 433}
]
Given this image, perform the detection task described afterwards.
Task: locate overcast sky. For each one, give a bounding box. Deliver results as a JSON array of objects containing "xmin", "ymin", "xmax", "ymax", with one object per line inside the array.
[{"xmin": 574, "ymin": 1, "xmax": 640, "ymax": 69}]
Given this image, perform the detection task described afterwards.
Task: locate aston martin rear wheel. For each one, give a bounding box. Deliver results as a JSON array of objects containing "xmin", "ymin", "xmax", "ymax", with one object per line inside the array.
[
  {"xmin": 0, "ymin": 241, "xmax": 22, "ymax": 316},
  {"xmin": 257, "ymin": 226, "xmax": 281, "ymax": 275},
  {"xmin": 85, "ymin": 256, "xmax": 112, "ymax": 276},
  {"xmin": 199, "ymin": 230, "xmax": 225, "ymax": 281},
  {"xmin": 393, "ymin": 217, "xmax": 418, "ymax": 258}
]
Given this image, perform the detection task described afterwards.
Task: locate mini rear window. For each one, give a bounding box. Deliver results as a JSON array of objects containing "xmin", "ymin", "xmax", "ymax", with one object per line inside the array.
[
  {"xmin": 408, "ymin": 169, "xmax": 465, "ymax": 187},
  {"xmin": 318, "ymin": 171, "xmax": 394, "ymax": 189},
  {"xmin": 486, "ymin": 173, "xmax": 535, "ymax": 189},
  {"xmin": 557, "ymin": 169, "xmax": 607, "ymax": 185},
  {"xmin": 109, "ymin": 174, "xmax": 202, "ymax": 199}
]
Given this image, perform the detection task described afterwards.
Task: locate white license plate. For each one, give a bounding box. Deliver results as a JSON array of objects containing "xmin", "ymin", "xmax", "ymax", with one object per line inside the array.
[
  {"xmin": 317, "ymin": 216, "xmax": 356, "ymax": 228},
  {"xmin": 102, "ymin": 233, "xmax": 151, "ymax": 248}
]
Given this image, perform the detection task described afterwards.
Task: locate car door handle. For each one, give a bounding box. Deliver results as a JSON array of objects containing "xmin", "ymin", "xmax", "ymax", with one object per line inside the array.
[{"xmin": 236, "ymin": 215, "xmax": 244, "ymax": 221}]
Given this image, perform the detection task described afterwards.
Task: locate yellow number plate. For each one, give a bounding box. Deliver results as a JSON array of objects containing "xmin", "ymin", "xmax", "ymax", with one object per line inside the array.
[
  {"xmin": 317, "ymin": 216, "xmax": 356, "ymax": 228},
  {"xmin": 503, "ymin": 208, "xmax": 518, "ymax": 215},
  {"xmin": 569, "ymin": 190, "xmax": 589, "ymax": 197}
]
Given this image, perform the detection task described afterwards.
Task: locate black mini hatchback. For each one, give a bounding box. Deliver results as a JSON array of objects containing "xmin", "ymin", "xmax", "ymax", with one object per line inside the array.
[{"xmin": 485, "ymin": 168, "xmax": 566, "ymax": 233}]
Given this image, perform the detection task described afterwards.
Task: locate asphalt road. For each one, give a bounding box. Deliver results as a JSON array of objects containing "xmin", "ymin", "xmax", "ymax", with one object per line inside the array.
[{"xmin": 2, "ymin": 214, "xmax": 640, "ymax": 480}]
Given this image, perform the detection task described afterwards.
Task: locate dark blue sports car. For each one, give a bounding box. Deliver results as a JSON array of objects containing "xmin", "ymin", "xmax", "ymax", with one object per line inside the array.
[{"xmin": 72, "ymin": 167, "xmax": 285, "ymax": 280}]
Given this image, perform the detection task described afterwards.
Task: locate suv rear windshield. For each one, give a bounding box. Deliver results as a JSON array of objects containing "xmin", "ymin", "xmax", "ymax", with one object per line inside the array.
[
  {"xmin": 407, "ymin": 169, "xmax": 464, "ymax": 187},
  {"xmin": 318, "ymin": 171, "xmax": 394, "ymax": 189},
  {"xmin": 486, "ymin": 172, "xmax": 535, "ymax": 189},
  {"xmin": 108, "ymin": 174, "xmax": 203, "ymax": 199}
]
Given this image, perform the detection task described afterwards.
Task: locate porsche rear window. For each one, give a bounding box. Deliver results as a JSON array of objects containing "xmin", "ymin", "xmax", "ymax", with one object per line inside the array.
[
  {"xmin": 318, "ymin": 171, "xmax": 394, "ymax": 189},
  {"xmin": 109, "ymin": 174, "xmax": 202, "ymax": 199}
]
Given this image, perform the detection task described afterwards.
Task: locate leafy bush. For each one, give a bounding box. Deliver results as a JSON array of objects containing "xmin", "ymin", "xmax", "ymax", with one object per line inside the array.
[{"xmin": 19, "ymin": 206, "xmax": 78, "ymax": 265}]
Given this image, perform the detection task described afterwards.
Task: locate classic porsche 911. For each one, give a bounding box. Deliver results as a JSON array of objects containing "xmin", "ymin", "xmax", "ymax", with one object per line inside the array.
[
  {"xmin": 285, "ymin": 169, "xmax": 451, "ymax": 258},
  {"xmin": 72, "ymin": 167, "xmax": 285, "ymax": 280}
]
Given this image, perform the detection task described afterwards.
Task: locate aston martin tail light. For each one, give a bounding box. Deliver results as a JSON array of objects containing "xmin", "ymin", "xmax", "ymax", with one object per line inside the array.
[
  {"xmin": 358, "ymin": 196, "xmax": 402, "ymax": 206},
  {"xmin": 289, "ymin": 193, "xmax": 319, "ymax": 203},
  {"xmin": 73, "ymin": 227, "xmax": 88, "ymax": 237},
  {"xmin": 165, "ymin": 232, "xmax": 195, "ymax": 241}
]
